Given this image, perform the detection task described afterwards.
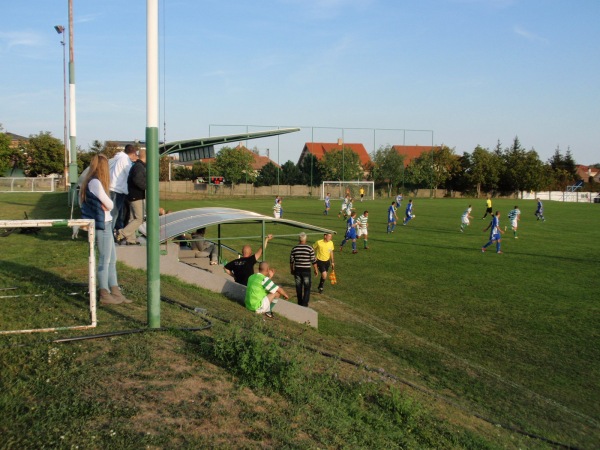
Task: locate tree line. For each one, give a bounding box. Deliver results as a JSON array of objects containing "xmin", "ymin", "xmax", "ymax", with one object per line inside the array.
[{"xmin": 1, "ymin": 128, "xmax": 598, "ymax": 195}]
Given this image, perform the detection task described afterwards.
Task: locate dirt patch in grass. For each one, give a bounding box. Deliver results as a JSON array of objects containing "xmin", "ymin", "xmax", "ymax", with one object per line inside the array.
[{"xmin": 88, "ymin": 335, "xmax": 288, "ymax": 448}]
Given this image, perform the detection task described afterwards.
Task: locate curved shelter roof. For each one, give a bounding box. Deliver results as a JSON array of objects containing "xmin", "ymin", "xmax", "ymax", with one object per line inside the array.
[{"xmin": 139, "ymin": 207, "xmax": 336, "ymax": 243}]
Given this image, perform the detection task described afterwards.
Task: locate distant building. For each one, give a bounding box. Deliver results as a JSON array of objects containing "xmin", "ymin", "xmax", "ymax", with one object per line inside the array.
[
  {"xmin": 5, "ymin": 132, "xmax": 29, "ymax": 149},
  {"xmin": 576, "ymin": 165, "xmax": 600, "ymax": 183},
  {"xmin": 234, "ymin": 145, "xmax": 280, "ymax": 171},
  {"xmin": 297, "ymin": 142, "xmax": 371, "ymax": 167},
  {"xmin": 391, "ymin": 145, "xmax": 441, "ymax": 167}
]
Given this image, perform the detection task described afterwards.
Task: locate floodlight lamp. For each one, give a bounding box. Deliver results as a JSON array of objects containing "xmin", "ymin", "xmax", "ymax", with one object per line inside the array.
[{"xmin": 54, "ymin": 25, "xmax": 65, "ymax": 34}]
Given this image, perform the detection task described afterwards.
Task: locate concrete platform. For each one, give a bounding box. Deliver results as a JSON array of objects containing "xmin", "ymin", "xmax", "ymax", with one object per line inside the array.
[{"xmin": 116, "ymin": 243, "xmax": 318, "ymax": 328}]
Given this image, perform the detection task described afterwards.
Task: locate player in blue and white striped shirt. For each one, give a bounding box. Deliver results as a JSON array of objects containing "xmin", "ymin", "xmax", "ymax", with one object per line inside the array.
[
  {"xmin": 482, "ymin": 211, "xmax": 505, "ymax": 254},
  {"xmin": 402, "ymin": 199, "xmax": 414, "ymax": 225}
]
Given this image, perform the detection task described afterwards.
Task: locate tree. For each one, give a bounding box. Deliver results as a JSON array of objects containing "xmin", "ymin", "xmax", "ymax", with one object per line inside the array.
[
  {"xmin": 320, "ymin": 148, "xmax": 363, "ymax": 181},
  {"xmin": 548, "ymin": 146, "xmax": 578, "ymax": 190},
  {"xmin": 24, "ymin": 131, "xmax": 64, "ymax": 176},
  {"xmin": 281, "ymin": 160, "xmax": 301, "ymax": 185},
  {"xmin": 497, "ymin": 137, "xmax": 547, "ymax": 194},
  {"xmin": 371, "ymin": 145, "xmax": 405, "ymax": 196},
  {"xmin": 255, "ymin": 162, "xmax": 278, "ymax": 187},
  {"xmin": 214, "ymin": 146, "xmax": 254, "ymax": 185},
  {"xmin": 298, "ymin": 153, "xmax": 322, "ymax": 186},
  {"xmin": 464, "ymin": 145, "xmax": 502, "ymax": 197},
  {"xmin": 0, "ymin": 127, "xmax": 13, "ymax": 175},
  {"xmin": 405, "ymin": 146, "xmax": 458, "ymax": 192}
]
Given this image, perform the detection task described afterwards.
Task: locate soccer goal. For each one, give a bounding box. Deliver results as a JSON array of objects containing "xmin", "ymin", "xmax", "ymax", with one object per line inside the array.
[
  {"xmin": 320, "ymin": 181, "xmax": 375, "ymax": 201},
  {"xmin": 0, "ymin": 218, "xmax": 97, "ymax": 335}
]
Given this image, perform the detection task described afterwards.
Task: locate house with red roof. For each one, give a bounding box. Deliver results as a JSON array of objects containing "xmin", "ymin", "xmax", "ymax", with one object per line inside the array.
[
  {"xmin": 391, "ymin": 145, "xmax": 441, "ymax": 166},
  {"xmin": 297, "ymin": 142, "xmax": 371, "ymax": 167},
  {"xmin": 576, "ymin": 165, "xmax": 600, "ymax": 183},
  {"xmin": 234, "ymin": 145, "xmax": 280, "ymax": 170}
]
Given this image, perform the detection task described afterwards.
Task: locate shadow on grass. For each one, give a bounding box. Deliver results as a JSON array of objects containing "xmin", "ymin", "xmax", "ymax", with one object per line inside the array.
[{"xmin": 0, "ymin": 261, "xmax": 148, "ymax": 329}]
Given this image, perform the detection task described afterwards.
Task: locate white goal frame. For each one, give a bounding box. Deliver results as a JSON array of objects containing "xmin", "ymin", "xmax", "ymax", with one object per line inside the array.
[
  {"xmin": 320, "ymin": 181, "xmax": 375, "ymax": 201},
  {"xmin": 0, "ymin": 218, "xmax": 97, "ymax": 335}
]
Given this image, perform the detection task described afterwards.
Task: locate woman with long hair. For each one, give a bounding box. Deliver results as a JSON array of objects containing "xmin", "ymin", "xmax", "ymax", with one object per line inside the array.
[{"xmin": 80, "ymin": 154, "xmax": 132, "ymax": 305}]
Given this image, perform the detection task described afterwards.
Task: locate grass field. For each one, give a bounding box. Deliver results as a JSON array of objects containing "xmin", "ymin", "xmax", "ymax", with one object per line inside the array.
[{"xmin": 1, "ymin": 192, "xmax": 599, "ymax": 448}]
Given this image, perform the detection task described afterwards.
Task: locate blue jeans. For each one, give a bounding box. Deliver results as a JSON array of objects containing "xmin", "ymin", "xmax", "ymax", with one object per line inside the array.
[
  {"xmin": 294, "ymin": 269, "xmax": 312, "ymax": 307},
  {"xmin": 96, "ymin": 223, "xmax": 118, "ymax": 290},
  {"xmin": 110, "ymin": 191, "xmax": 127, "ymax": 231}
]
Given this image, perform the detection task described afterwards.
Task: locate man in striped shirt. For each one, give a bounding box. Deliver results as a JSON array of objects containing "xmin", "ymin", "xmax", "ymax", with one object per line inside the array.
[
  {"xmin": 245, "ymin": 261, "xmax": 290, "ymax": 318},
  {"xmin": 290, "ymin": 232, "xmax": 318, "ymax": 307},
  {"xmin": 357, "ymin": 210, "xmax": 369, "ymax": 249}
]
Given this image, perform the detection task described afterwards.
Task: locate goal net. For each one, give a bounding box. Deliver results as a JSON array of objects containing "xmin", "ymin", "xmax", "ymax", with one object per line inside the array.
[{"xmin": 320, "ymin": 181, "xmax": 375, "ymax": 201}]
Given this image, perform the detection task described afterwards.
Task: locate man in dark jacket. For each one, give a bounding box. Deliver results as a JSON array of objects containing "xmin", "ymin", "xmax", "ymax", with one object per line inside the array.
[{"xmin": 117, "ymin": 150, "xmax": 146, "ymax": 245}]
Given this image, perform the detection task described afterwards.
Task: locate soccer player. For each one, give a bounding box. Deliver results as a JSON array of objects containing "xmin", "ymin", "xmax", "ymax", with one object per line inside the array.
[
  {"xmin": 535, "ymin": 198, "xmax": 545, "ymax": 221},
  {"xmin": 340, "ymin": 211, "xmax": 358, "ymax": 254},
  {"xmin": 482, "ymin": 197, "xmax": 493, "ymax": 219},
  {"xmin": 482, "ymin": 211, "xmax": 505, "ymax": 254},
  {"xmin": 245, "ymin": 261, "xmax": 290, "ymax": 319},
  {"xmin": 359, "ymin": 186, "xmax": 365, "ymax": 202},
  {"xmin": 357, "ymin": 210, "xmax": 369, "ymax": 249},
  {"xmin": 508, "ymin": 205, "xmax": 521, "ymax": 238},
  {"xmin": 338, "ymin": 195, "xmax": 349, "ymax": 218},
  {"xmin": 273, "ymin": 199, "xmax": 282, "ymax": 219},
  {"xmin": 345, "ymin": 198, "xmax": 354, "ymax": 218},
  {"xmin": 403, "ymin": 199, "xmax": 414, "ymax": 225},
  {"xmin": 460, "ymin": 205, "xmax": 473, "ymax": 232},
  {"xmin": 313, "ymin": 233, "xmax": 335, "ymax": 294},
  {"xmin": 387, "ymin": 201, "xmax": 397, "ymax": 233},
  {"xmin": 323, "ymin": 193, "xmax": 331, "ymax": 215},
  {"xmin": 395, "ymin": 192, "xmax": 403, "ymax": 209}
]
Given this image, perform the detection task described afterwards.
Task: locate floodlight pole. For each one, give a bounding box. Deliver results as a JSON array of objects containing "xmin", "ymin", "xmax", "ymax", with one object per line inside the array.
[
  {"xmin": 67, "ymin": 0, "xmax": 78, "ymax": 205},
  {"xmin": 146, "ymin": 0, "xmax": 161, "ymax": 328},
  {"xmin": 54, "ymin": 25, "xmax": 68, "ymax": 191}
]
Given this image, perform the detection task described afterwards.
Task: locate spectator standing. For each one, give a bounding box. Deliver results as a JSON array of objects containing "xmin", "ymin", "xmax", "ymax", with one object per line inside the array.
[
  {"xmin": 290, "ymin": 232, "xmax": 318, "ymax": 307},
  {"xmin": 313, "ymin": 233, "xmax": 335, "ymax": 294},
  {"xmin": 109, "ymin": 144, "xmax": 138, "ymax": 232},
  {"xmin": 117, "ymin": 149, "xmax": 146, "ymax": 245},
  {"xmin": 80, "ymin": 154, "xmax": 131, "ymax": 305},
  {"xmin": 224, "ymin": 235, "xmax": 272, "ymax": 286}
]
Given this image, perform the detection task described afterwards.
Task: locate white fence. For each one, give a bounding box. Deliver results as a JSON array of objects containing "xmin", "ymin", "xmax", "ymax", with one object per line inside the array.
[
  {"xmin": 0, "ymin": 177, "xmax": 61, "ymax": 193},
  {"xmin": 521, "ymin": 191, "xmax": 600, "ymax": 203}
]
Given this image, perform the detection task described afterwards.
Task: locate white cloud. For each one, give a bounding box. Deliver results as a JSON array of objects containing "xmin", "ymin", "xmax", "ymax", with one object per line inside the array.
[
  {"xmin": 513, "ymin": 25, "xmax": 548, "ymax": 43},
  {"xmin": 0, "ymin": 31, "xmax": 43, "ymax": 50}
]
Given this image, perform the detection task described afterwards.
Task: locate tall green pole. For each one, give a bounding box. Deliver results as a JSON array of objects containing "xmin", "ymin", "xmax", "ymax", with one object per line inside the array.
[{"xmin": 146, "ymin": 0, "xmax": 160, "ymax": 328}]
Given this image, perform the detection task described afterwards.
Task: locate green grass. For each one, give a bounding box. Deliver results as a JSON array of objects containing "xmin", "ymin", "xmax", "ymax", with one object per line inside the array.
[{"xmin": 0, "ymin": 192, "xmax": 599, "ymax": 448}]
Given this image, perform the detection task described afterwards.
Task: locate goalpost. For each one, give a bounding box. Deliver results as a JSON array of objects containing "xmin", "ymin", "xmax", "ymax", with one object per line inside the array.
[{"xmin": 320, "ymin": 181, "xmax": 375, "ymax": 201}]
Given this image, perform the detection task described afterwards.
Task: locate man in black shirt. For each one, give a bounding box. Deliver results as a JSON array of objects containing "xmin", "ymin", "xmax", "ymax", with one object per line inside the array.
[
  {"xmin": 290, "ymin": 232, "xmax": 317, "ymax": 307},
  {"xmin": 224, "ymin": 234, "xmax": 272, "ymax": 286}
]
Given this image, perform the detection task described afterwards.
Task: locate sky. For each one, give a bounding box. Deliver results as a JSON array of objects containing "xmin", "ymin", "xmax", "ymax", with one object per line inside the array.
[{"xmin": 1, "ymin": 0, "xmax": 599, "ymax": 166}]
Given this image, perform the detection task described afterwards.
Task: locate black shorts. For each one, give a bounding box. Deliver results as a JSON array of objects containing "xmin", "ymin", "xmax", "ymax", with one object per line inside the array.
[
  {"xmin": 486, "ymin": 207, "xmax": 493, "ymax": 214},
  {"xmin": 316, "ymin": 259, "xmax": 330, "ymax": 274}
]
